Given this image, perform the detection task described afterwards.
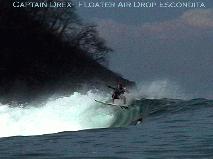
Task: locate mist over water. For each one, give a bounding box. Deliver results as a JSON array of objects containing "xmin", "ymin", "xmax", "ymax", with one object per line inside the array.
[{"xmin": 137, "ymin": 80, "xmax": 188, "ymax": 99}]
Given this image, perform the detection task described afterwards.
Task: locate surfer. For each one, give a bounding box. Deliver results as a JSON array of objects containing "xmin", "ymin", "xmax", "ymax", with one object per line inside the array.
[{"xmin": 108, "ymin": 83, "xmax": 128, "ymax": 104}]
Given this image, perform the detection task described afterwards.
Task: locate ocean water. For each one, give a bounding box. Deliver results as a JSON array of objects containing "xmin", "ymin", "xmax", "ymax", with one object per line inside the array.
[{"xmin": 0, "ymin": 90, "xmax": 213, "ymax": 159}]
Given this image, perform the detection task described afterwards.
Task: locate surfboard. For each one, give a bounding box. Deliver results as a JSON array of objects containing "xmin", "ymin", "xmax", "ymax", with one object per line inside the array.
[{"xmin": 94, "ymin": 99, "xmax": 129, "ymax": 109}]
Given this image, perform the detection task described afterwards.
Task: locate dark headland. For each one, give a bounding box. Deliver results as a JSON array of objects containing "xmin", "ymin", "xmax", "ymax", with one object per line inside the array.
[{"xmin": 0, "ymin": 1, "xmax": 135, "ymax": 104}]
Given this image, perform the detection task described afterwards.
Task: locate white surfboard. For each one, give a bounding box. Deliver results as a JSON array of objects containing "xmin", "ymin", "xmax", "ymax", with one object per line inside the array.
[{"xmin": 94, "ymin": 99, "xmax": 129, "ymax": 109}]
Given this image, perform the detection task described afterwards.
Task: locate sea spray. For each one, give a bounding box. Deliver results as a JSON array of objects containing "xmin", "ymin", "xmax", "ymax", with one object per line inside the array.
[{"xmin": 137, "ymin": 80, "xmax": 188, "ymax": 99}]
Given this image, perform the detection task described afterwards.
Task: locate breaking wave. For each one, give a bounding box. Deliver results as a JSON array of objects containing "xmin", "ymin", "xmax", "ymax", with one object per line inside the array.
[
  {"xmin": 0, "ymin": 80, "xmax": 211, "ymax": 138},
  {"xmin": 0, "ymin": 91, "xmax": 142, "ymax": 138}
]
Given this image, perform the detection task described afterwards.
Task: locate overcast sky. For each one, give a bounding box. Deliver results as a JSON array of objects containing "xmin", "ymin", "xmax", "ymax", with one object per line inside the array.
[{"xmin": 76, "ymin": 0, "xmax": 213, "ymax": 98}]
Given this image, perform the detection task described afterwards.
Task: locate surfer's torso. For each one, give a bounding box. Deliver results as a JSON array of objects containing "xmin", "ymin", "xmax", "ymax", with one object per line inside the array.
[{"xmin": 113, "ymin": 88, "xmax": 125, "ymax": 99}]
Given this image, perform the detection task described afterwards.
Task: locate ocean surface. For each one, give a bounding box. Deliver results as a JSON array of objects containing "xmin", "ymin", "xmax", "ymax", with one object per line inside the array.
[{"xmin": 0, "ymin": 91, "xmax": 213, "ymax": 159}]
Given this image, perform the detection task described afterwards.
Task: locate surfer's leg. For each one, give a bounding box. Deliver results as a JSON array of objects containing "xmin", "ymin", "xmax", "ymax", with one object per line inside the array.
[
  {"xmin": 112, "ymin": 94, "xmax": 115, "ymax": 103},
  {"xmin": 123, "ymin": 96, "xmax": 126, "ymax": 104},
  {"xmin": 120, "ymin": 95, "xmax": 126, "ymax": 104},
  {"xmin": 120, "ymin": 94, "xmax": 126, "ymax": 104},
  {"xmin": 112, "ymin": 93, "xmax": 119, "ymax": 103}
]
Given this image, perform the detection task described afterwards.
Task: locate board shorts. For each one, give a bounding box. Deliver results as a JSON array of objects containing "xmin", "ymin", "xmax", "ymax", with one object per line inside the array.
[
  {"xmin": 112, "ymin": 93, "xmax": 120, "ymax": 99},
  {"xmin": 112, "ymin": 93, "xmax": 124, "ymax": 99}
]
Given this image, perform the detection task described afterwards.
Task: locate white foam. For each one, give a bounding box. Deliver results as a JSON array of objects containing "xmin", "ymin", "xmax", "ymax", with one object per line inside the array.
[{"xmin": 0, "ymin": 91, "xmax": 116, "ymax": 138}]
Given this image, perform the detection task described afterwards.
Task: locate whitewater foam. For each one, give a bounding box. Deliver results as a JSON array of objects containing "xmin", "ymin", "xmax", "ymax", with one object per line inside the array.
[{"xmin": 0, "ymin": 92, "xmax": 120, "ymax": 138}]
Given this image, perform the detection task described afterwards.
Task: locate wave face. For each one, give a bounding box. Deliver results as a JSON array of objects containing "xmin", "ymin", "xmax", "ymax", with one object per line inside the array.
[{"xmin": 0, "ymin": 90, "xmax": 212, "ymax": 138}]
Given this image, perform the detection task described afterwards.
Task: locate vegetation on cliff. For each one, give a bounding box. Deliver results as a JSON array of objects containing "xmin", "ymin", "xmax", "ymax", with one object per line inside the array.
[{"xmin": 0, "ymin": 0, "xmax": 135, "ymax": 104}]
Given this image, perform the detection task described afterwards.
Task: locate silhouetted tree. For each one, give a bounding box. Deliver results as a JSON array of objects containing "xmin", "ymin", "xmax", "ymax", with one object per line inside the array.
[
  {"xmin": 25, "ymin": 0, "xmax": 112, "ymax": 64},
  {"xmin": 26, "ymin": 0, "xmax": 80, "ymax": 37},
  {"xmin": 1, "ymin": 0, "xmax": 112, "ymax": 65},
  {"xmin": 70, "ymin": 25, "xmax": 112, "ymax": 64}
]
